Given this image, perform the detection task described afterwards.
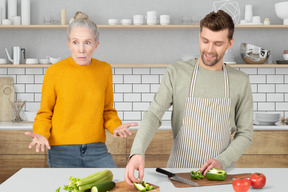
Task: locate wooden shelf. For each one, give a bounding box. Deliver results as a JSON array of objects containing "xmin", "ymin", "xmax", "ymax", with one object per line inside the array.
[
  {"xmin": 0, "ymin": 25, "xmax": 288, "ymax": 29},
  {"xmin": 0, "ymin": 64, "xmax": 288, "ymax": 68}
]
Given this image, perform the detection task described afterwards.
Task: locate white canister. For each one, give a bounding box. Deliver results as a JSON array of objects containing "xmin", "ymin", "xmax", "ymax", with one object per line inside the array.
[
  {"xmin": 8, "ymin": 0, "xmax": 16, "ymax": 20},
  {"xmin": 0, "ymin": 0, "xmax": 6, "ymax": 20},
  {"xmin": 160, "ymin": 15, "xmax": 170, "ymax": 25},
  {"xmin": 21, "ymin": 0, "xmax": 30, "ymax": 25},
  {"xmin": 61, "ymin": 9, "xmax": 67, "ymax": 25},
  {"xmin": 12, "ymin": 16, "xmax": 21, "ymax": 25},
  {"xmin": 244, "ymin": 4, "xmax": 253, "ymax": 23},
  {"xmin": 0, "ymin": 7, "xmax": 2, "ymax": 25}
]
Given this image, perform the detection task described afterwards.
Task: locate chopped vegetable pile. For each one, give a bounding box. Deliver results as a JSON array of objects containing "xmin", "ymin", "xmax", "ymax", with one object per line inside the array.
[{"xmin": 133, "ymin": 180, "xmax": 155, "ymax": 191}]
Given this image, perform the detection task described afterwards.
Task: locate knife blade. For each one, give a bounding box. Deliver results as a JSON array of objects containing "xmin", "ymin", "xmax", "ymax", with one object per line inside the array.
[{"xmin": 156, "ymin": 168, "xmax": 199, "ymax": 187}]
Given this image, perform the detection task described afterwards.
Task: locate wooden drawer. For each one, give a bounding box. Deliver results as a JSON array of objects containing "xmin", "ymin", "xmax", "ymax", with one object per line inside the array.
[
  {"xmin": 0, "ymin": 154, "xmax": 47, "ymax": 183},
  {"xmin": 127, "ymin": 130, "xmax": 173, "ymax": 155},
  {"xmin": 0, "ymin": 130, "xmax": 47, "ymax": 155},
  {"xmin": 243, "ymin": 130, "xmax": 288, "ymax": 154}
]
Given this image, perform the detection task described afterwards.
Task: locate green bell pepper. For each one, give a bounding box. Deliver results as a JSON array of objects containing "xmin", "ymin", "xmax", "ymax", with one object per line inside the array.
[
  {"xmin": 206, "ymin": 168, "xmax": 227, "ymax": 181},
  {"xmin": 190, "ymin": 170, "xmax": 204, "ymax": 180}
]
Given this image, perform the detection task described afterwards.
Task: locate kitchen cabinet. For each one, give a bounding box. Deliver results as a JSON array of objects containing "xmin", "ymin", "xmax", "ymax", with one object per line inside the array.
[
  {"xmin": 0, "ymin": 129, "xmax": 288, "ymax": 184},
  {"xmin": 0, "ymin": 25, "xmax": 288, "ymax": 67}
]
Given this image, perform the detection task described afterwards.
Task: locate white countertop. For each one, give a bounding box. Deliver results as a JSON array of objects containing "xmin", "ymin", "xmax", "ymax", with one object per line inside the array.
[
  {"xmin": 0, "ymin": 121, "xmax": 288, "ymax": 130},
  {"xmin": 0, "ymin": 168, "xmax": 286, "ymax": 192}
]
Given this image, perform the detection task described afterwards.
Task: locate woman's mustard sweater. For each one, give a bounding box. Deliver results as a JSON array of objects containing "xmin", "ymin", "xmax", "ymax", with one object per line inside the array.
[{"xmin": 33, "ymin": 57, "xmax": 122, "ymax": 146}]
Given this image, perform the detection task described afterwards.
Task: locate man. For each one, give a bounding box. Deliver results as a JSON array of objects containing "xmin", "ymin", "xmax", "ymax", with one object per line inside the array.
[{"xmin": 125, "ymin": 10, "xmax": 253, "ymax": 186}]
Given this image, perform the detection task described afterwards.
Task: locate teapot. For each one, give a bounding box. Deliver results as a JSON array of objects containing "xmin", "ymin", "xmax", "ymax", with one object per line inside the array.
[{"xmin": 5, "ymin": 46, "xmax": 26, "ymax": 65}]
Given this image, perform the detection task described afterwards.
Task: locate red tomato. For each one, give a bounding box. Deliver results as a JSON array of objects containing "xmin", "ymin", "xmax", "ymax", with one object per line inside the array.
[
  {"xmin": 232, "ymin": 177, "xmax": 251, "ymax": 192},
  {"xmin": 250, "ymin": 172, "xmax": 266, "ymax": 189}
]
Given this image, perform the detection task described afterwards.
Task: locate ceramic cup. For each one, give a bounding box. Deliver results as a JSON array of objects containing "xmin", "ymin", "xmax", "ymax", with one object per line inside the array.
[
  {"xmin": 252, "ymin": 16, "xmax": 261, "ymax": 24},
  {"xmin": 108, "ymin": 19, "xmax": 119, "ymax": 25},
  {"xmin": 283, "ymin": 54, "xmax": 288, "ymax": 60},
  {"xmin": 0, "ymin": 58, "xmax": 8, "ymax": 64},
  {"xmin": 2, "ymin": 19, "xmax": 12, "ymax": 25},
  {"xmin": 12, "ymin": 16, "xmax": 21, "ymax": 25},
  {"xmin": 120, "ymin": 19, "xmax": 132, "ymax": 25},
  {"xmin": 160, "ymin": 15, "xmax": 170, "ymax": 25},
  {"xmin": 133, "ymin": 15, "xmax": 144, "ymax": 25},
  {"xmin": 147, "ymin": 19, "xmax": 159, "ymax": 25}
]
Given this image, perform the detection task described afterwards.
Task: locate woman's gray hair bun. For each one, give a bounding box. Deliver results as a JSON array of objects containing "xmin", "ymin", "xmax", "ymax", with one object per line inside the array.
[{"xmin": 67, "ymin": 11, "xmax": 99, "ymax": 42}]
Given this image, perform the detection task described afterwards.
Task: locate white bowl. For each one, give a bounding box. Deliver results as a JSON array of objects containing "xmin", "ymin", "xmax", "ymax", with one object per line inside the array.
[
  {"xmin": 39, "ymin": 59, "xmax": 50, "ymax": 64},
  {"xmin": 254, "ymin": 112, "xmax": 281, "ymax": 125},
  {"xmin": 26, "ymin": 58, "xmax": 39, "ymax": 64},
  {"xmin": 275, "ymin": 1, "xmax": 288, "ymax": 25}
]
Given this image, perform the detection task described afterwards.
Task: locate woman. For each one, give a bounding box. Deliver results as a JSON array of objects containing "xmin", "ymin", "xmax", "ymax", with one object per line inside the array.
[{"xmin": 25, "ymin": 12, "xmax": 137, "ymax": 168}]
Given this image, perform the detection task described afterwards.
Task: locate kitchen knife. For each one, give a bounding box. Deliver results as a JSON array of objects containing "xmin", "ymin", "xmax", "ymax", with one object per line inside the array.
[{"xmin": 156, "ymin": 168, "xmax": 199, "ymax": 187}]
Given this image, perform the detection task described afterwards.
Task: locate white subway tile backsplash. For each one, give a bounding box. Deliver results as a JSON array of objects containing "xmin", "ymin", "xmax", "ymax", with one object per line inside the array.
[
  {"xmin": 252, "ymin": 93, "xmax": 266, "ymax": 102},
  {"xmin": 257, "ymin": 68, "xmax": 275, "ymax": 74},
  {"xmin": 250, "ymin": 84, "xmax": 257, "ymax": 93},
  {"xmin": 114, "ymin": 93, "xmax": 123, "ymax": 102},
  {"xmin": 285, "ymin": 75, "xmax": 288, "ymax": 83},
  {"xmin": 258, "ymin": 102, "xmax": 275, "ymax": 111},
  {"xmin": 113, "ymin": 75, "xmax": 123, "ymax": 83},
  {"xmin": 0, "ymin": 68, "xmax": 8, "ymax": 74},
  {"xmin": 26, "ymin": 84, "xmax": 42, "ymax": 93},
  {"xmin": 253, "ymin": 102, "xmax": 257, "ymax": 111},
  {"xmin": 35, "ymin": 75, "xmax": 44, "ymax": 84},
  {"xmin": 114, "ymin": 68, "xmax": 132, "ymax": 74},
  {"xmin": 8, "ymin": 68, "xmax": 25, "ymax": 75},
  {"xmin": 115, "ymin": 102, "xmax": 132, "ymax": 111},
  {"xmin": 249, "ymin": 75, "xmax": 266, "ymax": 83},
  {"xmin": 276, "ymin": 84, "xmax": 288, "ymax": 92},
  {"xmin": 13, "ymin": 84, "xmax": 25, "ymax": 93},
  {"xmin": 133, "ymin": 68, "xmax": 150, "ymax": 74},
  {"xmin": 142, "ymin": 93, "xmax": 155, "ymax": 102},
  {"xmin": 276, "ymin": 103, "xmax": 288, "ymax": 111},
  {"xmin": 162, "ymin": 111, "xmax": 172, "ymax": 120},
  {"xmin": 133, "ymin": 102, "xmax": 150, "ymax": 111},
  {"xmin": 286, "ymin": 94, "xmax": 288, "ymax": 102},
  {"xmin": 276, "ymin": 68, "xmax": 288, "ymax": 74},
  {"xmin": 151, "ymin": 68, "xmax": 167, "ymax": 74},
  {"xmin": 240, "ymin": 68, "xmax": 257, "ymax": 75},
  {"xmin": 124, "ymin": 111, "xmax": 141, "ymax": 120},
  {"xmin": 142, "ymin": 75, "xmax": 159, "ymax": 84},
  {"xmin": 267, "ymin": 93, "xmax": 284, "ymax": 102},
  {"xmin": 117, "ymin": 111, "xmax": 123, "ymax": 120},
  {"xmin": 267, "ymin": 75, "xmax": 284, "ymax": 83},
  {"xmin": 124, "ymin": 93, "xmax": 141, "ymax": 102},
  {"xmin": 25, "ymin": 102, "xmax": 40, "ymax": 112},
  {"xmin": 115, "ymin": 84, "xmax": 132, "ymax": 93},
  {"xmin": 151, "ymin": 84, "xmax": 160, "ymax": 92},
  {"xmin": 16, "ymin": 93, "xmax": 34, "ymax": 102},
  {"xmin": 35, "ymin": 93, "xmax": 42, "ymax": 102},
  {"xmin": 133, "ymin": 84, "xmax": 150, "ymax": 93},
  {"xmin": 26, "ymin": 68, "xmax": 43, "ymax": 74},
  {"xmin": 258, "ymin": 84, "xmax": 275, "ymax": 93},
  {"xmin": 17, "ymin": 75, "xmax": 34, "ymax": 83},
  {"xmin": 124, "ymin": 75, "xmax": 141, "ymax": 83}
]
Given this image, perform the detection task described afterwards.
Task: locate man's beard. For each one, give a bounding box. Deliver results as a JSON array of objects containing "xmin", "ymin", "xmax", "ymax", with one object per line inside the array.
[{"xmin": 201, "ymin": 52, "xmax": 222, "ymax": 66}]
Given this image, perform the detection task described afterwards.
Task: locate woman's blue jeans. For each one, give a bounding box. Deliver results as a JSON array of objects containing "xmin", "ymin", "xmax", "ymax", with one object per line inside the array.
[{"xmin": 47, "ymin": 142, "xmax": 117, "ymax": 168}]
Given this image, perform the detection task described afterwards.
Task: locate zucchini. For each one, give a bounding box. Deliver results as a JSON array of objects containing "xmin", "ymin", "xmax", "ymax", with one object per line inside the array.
[{"xmin": 91, "ymin": 181, "xmax": 116, "ymax": 192}]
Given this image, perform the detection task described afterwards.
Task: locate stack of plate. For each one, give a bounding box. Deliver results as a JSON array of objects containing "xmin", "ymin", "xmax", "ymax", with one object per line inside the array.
[{"xmin": 254, "ymin": 112, "xmax": 281, "ymax": 125}]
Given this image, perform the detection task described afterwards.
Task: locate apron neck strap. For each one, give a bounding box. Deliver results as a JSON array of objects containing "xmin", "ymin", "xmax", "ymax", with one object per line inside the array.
[{"xmin": 190, "ymin": 59, "xmax": 230, "ymax": 98}]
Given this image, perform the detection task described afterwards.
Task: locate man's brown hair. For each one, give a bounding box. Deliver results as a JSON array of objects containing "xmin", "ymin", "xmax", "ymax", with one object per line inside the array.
[{"xmin": 200, "ymin": 10, "xmax": 234, "ymax": 40}]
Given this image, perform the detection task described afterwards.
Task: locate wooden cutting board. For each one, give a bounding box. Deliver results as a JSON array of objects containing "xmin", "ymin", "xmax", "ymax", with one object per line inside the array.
[
  {"xmin": 0, "ymin": 77, "xmax": 14, "ymax": 121},
  {"xmin": 110, "ymin": 181, "xmax": 159, "ymax": 192},
  {"xmin": 170, "ymin": 172, "xmax": 252, "ymax": 188}
]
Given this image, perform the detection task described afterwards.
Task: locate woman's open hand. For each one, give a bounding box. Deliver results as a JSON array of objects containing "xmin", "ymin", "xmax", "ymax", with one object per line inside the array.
[
  {"xmin": 24, "ymin": 131, "xmax": 51, "ymax": 152},
  {"xmin": 113, "ymin": 122, "xmax": 138, "ymax": 138}
]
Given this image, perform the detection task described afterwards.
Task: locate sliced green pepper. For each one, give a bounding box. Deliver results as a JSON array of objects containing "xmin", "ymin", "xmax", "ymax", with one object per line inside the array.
[
  {"xmin": 206, "ymin": 168, "xmax": 227, "ymax": 181},
  {"xmin": 133, "ymin": 182, "xmax": 146, "ymax": 192},
  {"xmin": 190, "ymin": 170, "xmax": 204, "ymax": 180}
]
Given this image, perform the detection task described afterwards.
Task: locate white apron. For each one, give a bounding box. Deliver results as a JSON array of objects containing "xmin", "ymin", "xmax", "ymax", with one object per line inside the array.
[{"xmin": 167, "ymin": 59, "xmax": 231, "ymax": 168}]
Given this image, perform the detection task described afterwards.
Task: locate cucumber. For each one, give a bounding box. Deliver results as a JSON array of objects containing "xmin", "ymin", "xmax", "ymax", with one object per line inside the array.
[{"xmin": 90, "ymin": 181, "xmax": 115, "ymax": 192}]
